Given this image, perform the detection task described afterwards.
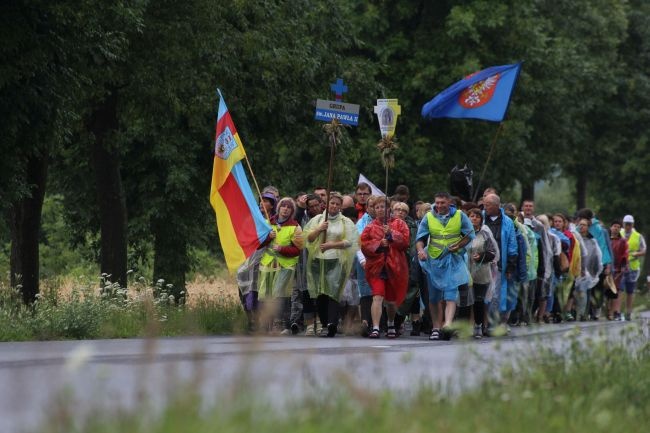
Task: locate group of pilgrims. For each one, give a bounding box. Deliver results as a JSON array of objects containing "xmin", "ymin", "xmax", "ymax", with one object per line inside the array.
[{"xmin": 236, "ymin": 181, "xmax": 646, "ymax": 340}]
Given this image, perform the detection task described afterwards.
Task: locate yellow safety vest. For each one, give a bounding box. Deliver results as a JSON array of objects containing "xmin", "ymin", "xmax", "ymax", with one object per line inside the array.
[
  {"xmin": 261, "ymin": 224, "xmax": 300, "ymax": 268},
  {"xmin": 621, "ymin": 228, "xmax": 642, "ymax": 271},
  {"xmin": 426, "ymin": 211, "xmax": 462, "ymax": 259}
]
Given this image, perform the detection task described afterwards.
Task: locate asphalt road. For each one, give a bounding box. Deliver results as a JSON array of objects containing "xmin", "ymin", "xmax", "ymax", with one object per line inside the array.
[{"xmin": 1, "ymin": 315, "xmax": 647, "ymax": 433}]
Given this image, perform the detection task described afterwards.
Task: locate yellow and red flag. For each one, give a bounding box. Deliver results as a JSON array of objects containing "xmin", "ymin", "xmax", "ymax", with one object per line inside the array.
[{"xmin": 210, "ymin": 90, "xmax": 271, "ymax": 272}]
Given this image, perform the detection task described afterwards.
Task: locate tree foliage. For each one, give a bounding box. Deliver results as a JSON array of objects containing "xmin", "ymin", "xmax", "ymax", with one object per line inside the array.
[{"xmin": 1, "ymin": 0, "xmax": 649, "ymax": 296}]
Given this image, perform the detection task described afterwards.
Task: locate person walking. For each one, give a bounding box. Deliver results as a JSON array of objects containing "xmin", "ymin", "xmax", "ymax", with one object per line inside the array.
[
  {"xmin": 574, "ymin": 218, "xmax": 603, "ymax": 321},
  {"xmin": 482, "ymin": 194, "xmax": 518, "ymax": 331},
  {"xmin": 416, "ymin": 192, "xmax": 474, "ymax": 340},
  {"xmin": 620, "ymin": 214, "xmax": 646, "ymax": 320},
  {"xmin": 393, "ymin": 201, "xmax": 424, "ymax": 336},
  {"xmin": 304, "ymin": 192, "xmax": 358, "ymax": 337},
  {"xmin": 258, "ymin": 198, "xmax": 304, "ymax": 334},
  {"xmin": 466, "ymin": 208, "xmax": 499, "ymax": 338},
  {"xmin": 609, "ymin": 220, "xmax": 628, "ymax": 321},
  {"xmin": 293, "ymin": 193, "xmax": 325, "ymax": 335},
  {"xmin": 360, "ymin": 198, "xmax": 410, "ymax": 338}
]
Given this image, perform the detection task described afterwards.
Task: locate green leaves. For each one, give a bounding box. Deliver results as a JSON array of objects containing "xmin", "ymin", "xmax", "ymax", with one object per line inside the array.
[{"xmin": 4, "ymin": 0, "xmax": 650, "ymax": 284}]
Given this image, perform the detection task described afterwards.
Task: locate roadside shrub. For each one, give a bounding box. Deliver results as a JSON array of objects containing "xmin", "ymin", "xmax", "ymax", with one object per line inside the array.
[{"xmin": 0, "ymin": 273, "xmax": 242, "ymax": 341}]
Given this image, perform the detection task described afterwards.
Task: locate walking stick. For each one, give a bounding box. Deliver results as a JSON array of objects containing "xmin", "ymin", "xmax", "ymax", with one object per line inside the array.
[
  {"xmin": 376, "ymin": 135, "xmax": 398, "ymax": 279},
  {"xmin": 321, "ymin": 119, "xmax": 344, "ymax": 242}
]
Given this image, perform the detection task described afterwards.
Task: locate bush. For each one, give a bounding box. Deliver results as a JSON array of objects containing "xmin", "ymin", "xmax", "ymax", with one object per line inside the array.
[{"xmin": 0, "ymin": 274, "xmax": 243, "ymax": 341}]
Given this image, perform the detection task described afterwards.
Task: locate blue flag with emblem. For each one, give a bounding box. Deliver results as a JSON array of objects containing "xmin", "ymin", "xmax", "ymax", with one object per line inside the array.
[{"xmin": 421, "ymin": 63, "xmax": 522, "ymax": 122}]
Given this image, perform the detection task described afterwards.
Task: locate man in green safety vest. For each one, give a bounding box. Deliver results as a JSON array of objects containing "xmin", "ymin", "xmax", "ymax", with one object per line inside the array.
[
  {"xmin": 620, "ymin": 214, "xmax": 646, "ymax": 320},
  {"xmin": 416, "ymin": 192, "xmax": 474, "ymax": 341}
]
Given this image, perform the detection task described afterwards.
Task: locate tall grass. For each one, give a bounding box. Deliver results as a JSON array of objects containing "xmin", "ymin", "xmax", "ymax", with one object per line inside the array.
[
  {"xmin": 0, "ymin": 275, "xmax": 246, "ymax": 341},
  {"xmin": 32, "ymin": 323, "xmax": 649, "ymax": 433}
]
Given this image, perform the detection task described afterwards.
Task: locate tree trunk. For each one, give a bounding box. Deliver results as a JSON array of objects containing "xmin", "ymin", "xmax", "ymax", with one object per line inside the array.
[
  {"xmin": 520, "ymin": 181, "xmax": 535, "ymax": 205},
  {"xmin": 9, "ymin": 153, "xmax": 48, "ymax": 303},
  {"xmin": 88, "ymin": 90, "xmax": 128, "ymax": 288},
  {"xmin": 576, "ymin": 171, "xmax": 587, "ymax": 210},
  {"xmin": 152, "ymin": 219, "xmax": 188, "ymax": 303}
]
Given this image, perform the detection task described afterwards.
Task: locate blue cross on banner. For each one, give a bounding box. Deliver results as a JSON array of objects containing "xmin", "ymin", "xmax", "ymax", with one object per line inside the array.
[{"xmin": 330, "ymin": 78, "xmax": 348, "ymax": 102}]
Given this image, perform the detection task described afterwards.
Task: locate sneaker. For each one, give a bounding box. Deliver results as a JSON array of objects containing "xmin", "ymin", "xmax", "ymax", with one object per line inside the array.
[
  {"xmin": 290, "ymin": 322, "xmax": 300, "ymax": 335},
  {"xmin": 304, "ymin": 324, "xmax": 316, "ymax": 336},
  {"xmin": 326, "ymin": 323, "xmax": 337, "ymax": 338},
  {"xmin": 410, "ymin": 320, "xmax": 422, "ymax": 336},
  {"xmin": 386, "ymin": 326, "xmax": 397, "ymax": 339},
  {"xmin": 564, "ymin": 312, "xmax": 575, "ymax": 322},
  {"xmin": 473, "ymin": 324, "xmax": 483, "ymax": 339},
  {"xmin": 483, "ymin": 325, "xmax": 492, "ymax": 337},
  {"xmin": 429, "ymin": 328, "xmax": 440, "ymax": 341},
  {"xmin": 279, "ymin": 328, "xmax": 291, "ymax": 336}
]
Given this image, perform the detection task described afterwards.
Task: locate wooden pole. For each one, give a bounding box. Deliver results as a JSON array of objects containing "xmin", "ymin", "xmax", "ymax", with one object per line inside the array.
[
  {"xmin": 322, "ymin": 120, "xmax": 338, "ymax": 242},
  {"xmin": 384, "ymin": 163, "xmax": 389, "ymax": 225},
  {"xmin": 244, "ymin": 154, "xmax": 271, "ymax": 222},
  {"xmin": 473, "ymin": 122, "xmax": 505, "ymax": 202}
]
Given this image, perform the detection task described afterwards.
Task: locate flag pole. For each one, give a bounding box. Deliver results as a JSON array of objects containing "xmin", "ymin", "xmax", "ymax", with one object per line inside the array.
[
  {"xmin": 243, "ymin": 154, "xmax": 271, "ymax": 222},
  {"xmin": 472, "ymin": 122, "xmax": 505, "ymax": 202}
]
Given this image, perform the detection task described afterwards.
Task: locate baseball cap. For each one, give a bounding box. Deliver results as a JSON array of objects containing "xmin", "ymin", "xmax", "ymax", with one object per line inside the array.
[
  {"xmin": 623, "ymin": 214, "xmax": 634, "ymax": 224},
  {"xmin": 262, "ymin": 192, "xmax": 277, "ymax": 204},
  {"xmin": 523, "ymin": 218, "xmax": 533, "ymax": 227}
]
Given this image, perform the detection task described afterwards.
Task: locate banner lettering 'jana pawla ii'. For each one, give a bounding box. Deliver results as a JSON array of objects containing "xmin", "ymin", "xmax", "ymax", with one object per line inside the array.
[
  {"xmin": 314, "ymin": 78, "xmax": 360, "ymax": 126},
  {"xmin": 421, "ymin": 63, "xmax": 522, "ymax": 122}
]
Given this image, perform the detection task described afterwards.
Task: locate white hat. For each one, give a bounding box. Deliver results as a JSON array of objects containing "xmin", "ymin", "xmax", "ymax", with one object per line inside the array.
[
  {"xmin": 623, "ymin": 214, "xmax": 634, "ymax": 224},
  {"xmin": 523, "ymin": 218, "xmax": 533, "ymax": 227}
]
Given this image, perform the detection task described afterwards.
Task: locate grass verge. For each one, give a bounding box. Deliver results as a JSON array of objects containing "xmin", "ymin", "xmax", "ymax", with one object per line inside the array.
[
  {"xmin": 31, "ymin": 322, "xmax": 650, "ymax": 433},
  {"xmin": 0, "ymin": 276, "xmax": 246, "ymax": 341}
]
